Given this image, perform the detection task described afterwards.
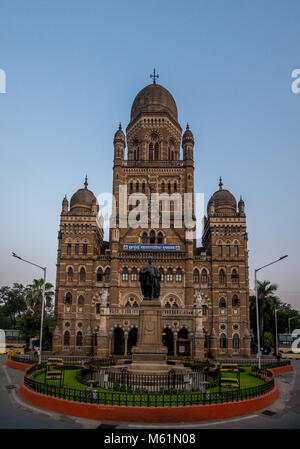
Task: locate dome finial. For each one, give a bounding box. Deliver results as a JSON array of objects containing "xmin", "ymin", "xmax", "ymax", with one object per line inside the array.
[
  {"xmin": 118, "ymin": 123, "xmax": 122, "ymax": 130},
  {"xmin": 219, "ymin": 176, "xmax": 223, "ymax": 190},
  {"xmin": 84, "ymin": 175, "xmax": 88, "ymax": 189},
  {"xmin": 186, "ymin": 123, "xmax": 189, "ymax": 130},
  {"xmin": 150, "ymin": 68, "xmax": 159, "ymax": 84}
]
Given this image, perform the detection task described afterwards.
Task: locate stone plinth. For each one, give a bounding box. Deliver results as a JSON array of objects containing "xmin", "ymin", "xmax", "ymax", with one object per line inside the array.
[{"xmin": 128, "ymin": 299, "xmax": 168, "ymax": 374}]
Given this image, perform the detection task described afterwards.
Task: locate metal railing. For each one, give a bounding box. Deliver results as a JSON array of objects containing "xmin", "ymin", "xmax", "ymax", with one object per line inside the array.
[
  {"xmin": 84, "ymin": 367, "xmax": 216, "ymax": 392},
  {"xmin": 23, "ymin": 364, "xmax": 275, "ymax": 407}
]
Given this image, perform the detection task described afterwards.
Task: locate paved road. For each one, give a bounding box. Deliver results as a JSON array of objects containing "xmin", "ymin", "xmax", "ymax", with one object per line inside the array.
[
  {"xmin": 1, "ymin": 355, "xmax": 299, "ymax": 429},
  {"xmin": 0, "ymin": 355, "xmax": 96, "ymax": 429}
]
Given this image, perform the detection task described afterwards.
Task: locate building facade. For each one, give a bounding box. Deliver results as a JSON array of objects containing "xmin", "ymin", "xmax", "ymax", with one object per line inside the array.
[{"xmin": 52, "ymin": 81, "xmax": 251, "ymax": 359}]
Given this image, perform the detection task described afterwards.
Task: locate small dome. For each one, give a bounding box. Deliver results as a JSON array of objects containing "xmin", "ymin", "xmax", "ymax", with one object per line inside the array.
[
  {"xmin": 182, "ymin": 123, "xmax": 194, "ymax": 145},
  {"xmin": 130, "ymin": 83, "xmax": 178, "ymax": 122},
  {"xmin": 207, "ymin": 177, "xmax": 237, "ymax": 214},
  {"xmin": 114, "ymin": 123, "xmax": 125, "ymax": 143},
  {"xmin": 70, "ymin": 177, "xmax": 97, "ymax": 211}
]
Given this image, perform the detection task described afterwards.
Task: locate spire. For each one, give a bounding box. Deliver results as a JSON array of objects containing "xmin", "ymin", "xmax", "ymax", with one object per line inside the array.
[
  {"xmin": 84, "ymin": 175, "xmax": 88, "ymax": 189},
  {"xmin": 219, "ymin": 176, "xmax": 223, "ymax": 190},
  {"xmin": 150, "ymin": 68, "xmax": 159, "ymax": 84}
]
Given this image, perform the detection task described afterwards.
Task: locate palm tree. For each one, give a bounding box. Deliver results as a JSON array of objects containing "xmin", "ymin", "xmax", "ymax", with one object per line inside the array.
[
  {"xmin": 250, "ymin": 280, "xmax": 280, "ymax": 348},
  {"xmin": 26, "ymin": 278, "xmax": 54, "ymax": 315}
]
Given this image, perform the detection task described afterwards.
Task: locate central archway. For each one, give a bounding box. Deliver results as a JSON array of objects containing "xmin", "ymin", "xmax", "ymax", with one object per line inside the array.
[
  {"xmin": 113, "ymin": 328, "xmax": 125, "ymax": 355},
  {"xmin": 127, "ymin": 328, "xmax": 138, "ymax": 355},
  {"xmin": 162, "ymin": 328, "xmax": 174, "ymax": 355}
]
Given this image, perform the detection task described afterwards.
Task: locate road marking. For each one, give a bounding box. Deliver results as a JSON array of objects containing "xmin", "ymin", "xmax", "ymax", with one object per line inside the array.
[{"xmin": 128, "ymin": 414, "xmax": 259, "ymax": 428}]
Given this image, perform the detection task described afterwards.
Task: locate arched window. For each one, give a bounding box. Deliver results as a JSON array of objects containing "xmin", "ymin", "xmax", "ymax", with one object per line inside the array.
[
  {"xmin": 232, "ymin": 295, "xmax": 240, "ymax": 307},
  {"xmin": 67, "ymin": 243, "xmax": 71, "ymax": 255},
  {"xmin": 166, "ymin": 268, "xmax": 173, "ymax": 282},
  {"xmin": 64, "ymin": 331, "xmax": 70, "ymax": 346},
  {"xmin": 97, "ymin": 267, "xmax": 103, "ymax": 282},
  {"xmin": 80, "ymin": 267, "xmax": 86, "ymax": 282},
  {"xmin": 137, "ymin": 147, "xmax": 140, "ymax": 160},
  {"xmin": 157, "ymin": 232, "xmax": 163, "ymax": 244},
  {"xmin": 75, "ymin": 243, "xmax": 79, "ymax": 255},
  {"xmin": 129, "ymin": 182, "xmax": 133, "ymax": 194},
  {"xmin": 150, "ymin": 230, "xmax": 155, "ymax": 244},
  {"xmin": 233, "ymin": 333, "xmax": 240, "ymax": 349},
  {"xmin": 65, "ymin": 292, "xmax": 72, "ymax": 305},
  {"xmin": 67, "ymin": 267, "xmax": 73, "ymax": 282},
  {"xmin": 202, "ymin": 305, "xmax": 208, "ymax": 316},
  {"xmin": 231, "ymin": 269, "xmax": 239, "ymax": 284},
  {"xmin": 142, "ymin": 181, "xmax": 145, "ymax": 193},
  {"xmin": 141, "ymin": 232, "xmax": 148, "ymax": 244},
  {"xmin": 234, "ymin": 245, "xmax": 239, "ymax": 256},
  {"xmin": 165, "ymin": 302, "xmax": 171, "ymax": 308},
  {"xmin": 218, "ymin": 245, "xmax": 222, "ymax": 256},
  {"xmin": 133, "ymin": 149, "xmax": 136, "ymax": 160},
  {"xmin": 125, "ymin": 301, "xmax": 131, "ymax": 308},
  {"xmin": 105, "ymin": 267, "xmax": 110, "ymax": 282},
  {"xmin": 174, "ymin": 181, "xmax": 177, "ymax": 193},
  {"xmin": 133, "ymin": 301, "xmax": 138, "ymax": 308},
  {"xmin": 83, "ymin": 244, "xmax": 87, "ymax": 255},
  {"xmin": 175, "ymin": 268, "xmax": 183, "ymax": 282},
  {"xmin": 193, "ymin": 269, "xmax": 200, "ymax": 283},
  {"xmin": 78, "ymin": 295, "xmax": 84, "ymax": 306},
  {"xmin": 161, "ymin": 182, "xmax": 165, "ymax": 193},
  {"xmin": 219, "ymin": 269, "xmax": 226, "ymax": 285},
  {"xmin": 159, "ymin": 267, "xmax": 164, "ymax": 281},
  {"xmin": 76, "ymin": 331, "xmax": 83, "ymax": 346},
  {"xmin": 136, "ymin": 181, "xmax": 139, "ymax": 192},
  {"xmin": 131, "ymin": 267, "xmax": 138, "ymax": 281},
  {"xmin": 219, "ymin": 297, "xmax": 226, "ymax": 308},
  {"xmin": 201, "ymin": 269, "xmax": 208, "ymax": 284},
  {"xmin": 220, "ymin": 333, "xmax": 227, "ymax": 348},
  {"xmin": 226, "ymin": 245, "xmax": 230, "ymax": 257},
  {"xmin": 154, "ymin": 142, "xmax": 159, "ymax": 160},
  {"xmin": 122, "ymin": 267, "xmax": 129, "ymax": 281},
  {"xmin": 173, "ymin": 301, "xmax": 179, "ymax": 309},
  {"xmin": 168, "ymin": 182, "xmax": 171, "ymax": 194},
  {"xmin": 149, "ymin": 142, "xmax": 154, "ymax": 161}
]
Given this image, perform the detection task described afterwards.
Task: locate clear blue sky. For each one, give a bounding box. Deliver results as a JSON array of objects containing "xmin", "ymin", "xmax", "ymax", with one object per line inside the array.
[{"xmin": 0, "ymin": 0, "xmax": 299, "ymax": 311}]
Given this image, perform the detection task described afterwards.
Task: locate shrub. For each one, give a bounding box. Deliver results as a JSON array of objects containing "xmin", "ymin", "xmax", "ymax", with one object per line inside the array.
[{"xmin": 113, "ymin": 382, "xmax": 120, "ymax": 391}]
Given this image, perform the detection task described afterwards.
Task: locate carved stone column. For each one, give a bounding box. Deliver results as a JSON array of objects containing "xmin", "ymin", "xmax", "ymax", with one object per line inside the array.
[{"xmin": 173, "ymin": 331, "xmax": 178, "ymax": 356}]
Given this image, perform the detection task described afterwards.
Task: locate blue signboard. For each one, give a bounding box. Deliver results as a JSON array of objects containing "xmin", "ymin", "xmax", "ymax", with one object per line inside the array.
[{"xmin": 122, "ymin": 244, "xmax": 181, "ymax": 252}]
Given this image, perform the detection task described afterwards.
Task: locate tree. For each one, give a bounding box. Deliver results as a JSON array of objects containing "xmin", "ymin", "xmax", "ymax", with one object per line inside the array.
[
  {"xmin": 0, "ymin": 284, "xmax": 27, "ymax": 328},
  {"xmin": 263, "ymin": 331, "xmax": 273, "ymax": 351},
  {"xmin": 26, "ymin": 278, "xmax": 54, "ymax": 315},
  {"xmin": 250, "ymin": 280, "xmax": 280, "ymax": 347},
  {"xmin": 16, "ymin": 278, "xmax": 54, "ymax": 350}
]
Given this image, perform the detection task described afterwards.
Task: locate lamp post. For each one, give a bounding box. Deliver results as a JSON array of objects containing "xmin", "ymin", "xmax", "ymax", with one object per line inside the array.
[
  {"xmin": 12, "ymin": 252, "xmax": 46, "ymax": 365},
  {"xmin": 275, "ymin": 308, "xmax": 279, "ymax": 357},
  {"xmin": 254, "ymin": 255, "xmax": 288, "ymax": 369}
]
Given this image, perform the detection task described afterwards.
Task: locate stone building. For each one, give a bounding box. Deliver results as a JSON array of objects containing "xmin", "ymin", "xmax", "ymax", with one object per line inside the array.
[{"xmin": 52, "ymin": 80, "xmax": 251, "ymax": 359}]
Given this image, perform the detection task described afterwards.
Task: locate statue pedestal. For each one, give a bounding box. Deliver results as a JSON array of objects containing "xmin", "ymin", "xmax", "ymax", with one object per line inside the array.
[{"xmin": 129, "ymin": 299, "xmax": 168, "ymax": 374}]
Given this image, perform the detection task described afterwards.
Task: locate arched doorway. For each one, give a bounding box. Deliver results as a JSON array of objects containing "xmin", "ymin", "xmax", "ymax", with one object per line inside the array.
[
  {"xmin": 127, "ymin": 328, "xmax": 138, "ymax": 355},
  {"xmin": 113, "ymin": 328, "xmax": 125, "ymax": 355},
  {"xmin": 162, "ymin": 328, "xmax": 174, "ymax": 355},
  {"xmin": 177, "ymin": 328, "xmax": 191, "ymax": 356}
]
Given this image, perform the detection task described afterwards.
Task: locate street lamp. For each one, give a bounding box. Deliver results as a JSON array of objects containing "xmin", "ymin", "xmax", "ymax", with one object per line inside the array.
[
  {"xmin": 275, "ymin": 308, "xmax": 279, "ymax": 357},
  {"xmin": 12, "ymin": 252, "xmax": 46, "ymax": 364},
  {"xmin": 254, "ymin": 255, "xmax": 288, "ymax": 369}
]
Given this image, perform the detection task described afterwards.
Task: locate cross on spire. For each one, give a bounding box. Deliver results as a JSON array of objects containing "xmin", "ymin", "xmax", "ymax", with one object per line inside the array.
[{"xmin": 150, "ymin": 68, "xmax": 159, "ymax": 84}]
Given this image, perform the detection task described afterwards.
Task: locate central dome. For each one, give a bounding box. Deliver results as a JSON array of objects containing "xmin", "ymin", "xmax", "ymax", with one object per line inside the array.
[{"xmin": 130, "ymin": 83, "xmax": 178, "ymax": 122}]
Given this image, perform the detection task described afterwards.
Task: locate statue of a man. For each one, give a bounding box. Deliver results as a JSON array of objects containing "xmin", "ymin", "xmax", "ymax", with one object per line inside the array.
[{"xmin": 139, "ymin": 256, "xmax": 161, "ymax": 300}]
